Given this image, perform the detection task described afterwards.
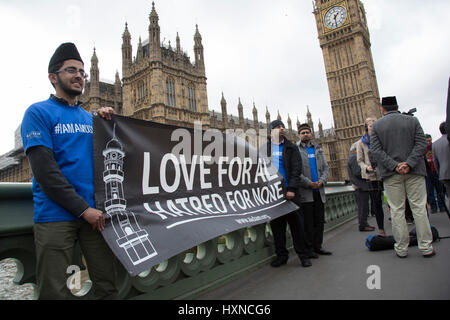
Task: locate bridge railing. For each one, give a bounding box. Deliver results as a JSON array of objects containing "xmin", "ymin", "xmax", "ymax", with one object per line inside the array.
[{"xmin": 0, "ymin": 182, "xmax": 357, "ymax": 300}]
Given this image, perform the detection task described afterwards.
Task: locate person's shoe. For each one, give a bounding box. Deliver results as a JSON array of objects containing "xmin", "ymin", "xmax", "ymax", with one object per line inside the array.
[
  {"xmin": 270, "ymin": 256, "xmax": 288, "ymax": 267},
  {"xmin": 308, "ymin": 252, "xmax": 319, "ymax": 259},
  {"xmin": 396, "ymin": 252, "xmax": 407, "ymax": 259},
  {"xmin": 423, "ymin": 250, "xmax": 436, "ymax": 258},
  {"xmin": 359, "ymin": 226, "xmax": 375, "ymax": 232},
  {"xmin": 315, "ymin": 249, "xmax": 332, "ymax": 255},
  {"xmin": 378, "ymin": 230, "xmax": 386, "ymax": 237},
  {"xmin": 299, "ymin": 257, "xmax": 312, "ymax": 267}
]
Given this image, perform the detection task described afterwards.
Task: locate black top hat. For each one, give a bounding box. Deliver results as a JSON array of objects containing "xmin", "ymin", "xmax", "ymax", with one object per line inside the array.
[
  {"xmin": 48, "ymin": 42, "xmax": 84, "ymax": 73},
  {"xmin": 381, "ymin": 96, "xmax": 398, "ymax": 107},
  {"xmin": 270, "ymin": 120, "xmax": 285, "ymax": 130}
]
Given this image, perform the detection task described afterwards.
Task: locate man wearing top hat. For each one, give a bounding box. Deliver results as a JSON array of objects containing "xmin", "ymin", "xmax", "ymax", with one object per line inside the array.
[
  {"xmin": 370, "ymin": 96, "xmax": 435, "ymax": 258},
  {"xmin": 263, "ymin": 120, "xmax": 312, "ymax": 268},
  {"xmin": 21, "ymin": 42, "xmax": 118, "ymax": 299}
]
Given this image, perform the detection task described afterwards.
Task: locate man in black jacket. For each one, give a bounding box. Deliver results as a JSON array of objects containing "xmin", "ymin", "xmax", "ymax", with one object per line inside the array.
[{"xmin": 265, "ymin": 120, "xmax": 311, "ymax": 267}]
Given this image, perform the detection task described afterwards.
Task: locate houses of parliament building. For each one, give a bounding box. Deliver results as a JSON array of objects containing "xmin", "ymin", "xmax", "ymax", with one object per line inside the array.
[{"xmin": 0, "ymin": 0, "xmax": 381, "ymax": 183}]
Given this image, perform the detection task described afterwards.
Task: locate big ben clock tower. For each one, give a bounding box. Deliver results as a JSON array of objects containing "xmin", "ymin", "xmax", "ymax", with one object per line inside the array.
[{"xmin": 313, "ymin": 0, "xmax": 381, "ymax": 179}]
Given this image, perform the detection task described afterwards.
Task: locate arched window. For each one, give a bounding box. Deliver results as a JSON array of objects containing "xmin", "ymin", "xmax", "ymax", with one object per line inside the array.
[
  {"xmin": 187, "ymin": 84, "xmax": 196, "ymax": 111},
  {"xmin": 166, "ymin": 78, "xmax": 176, "ymax": 107}
]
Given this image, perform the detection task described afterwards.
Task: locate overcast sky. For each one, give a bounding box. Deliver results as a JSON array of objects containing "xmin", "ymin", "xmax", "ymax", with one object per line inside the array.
[{"xmin": 0, "ymin": 0, "xmax": 449, "ymax": 155}]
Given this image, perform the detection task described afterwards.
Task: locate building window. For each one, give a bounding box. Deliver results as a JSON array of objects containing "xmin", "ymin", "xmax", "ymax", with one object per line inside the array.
[
  {"xmin": 166, "ymin": 78, "xmax": 176, "ymax": 107},
  {"xmin": 329, "ymin": 143, "xmax": 337, "ymax": 161},
  {"xmin": 188, "ymin": 85, "xmax": 196, "ymax": 112},
  {"xmin": 331, "ymin": 168, "xmax": 339, "ymax": 179},
  {"xmin": 137, "ymin": 81, "xmax": 146, "ymax": 103}
]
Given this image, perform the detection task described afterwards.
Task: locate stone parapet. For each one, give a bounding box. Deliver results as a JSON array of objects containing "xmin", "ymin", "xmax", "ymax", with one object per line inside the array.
[{"xmin": 0, "ymin": 182, "xmax": 357, "ymax": 299}]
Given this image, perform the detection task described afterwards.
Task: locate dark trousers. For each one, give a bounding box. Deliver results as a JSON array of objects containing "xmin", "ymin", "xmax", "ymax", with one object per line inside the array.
[
  {"xmin": 34, "ymin": 220, "xmax": 119, "ymax": 300},
  {"xmin": 270, "ymin": 198, "xmax": 309, "ymax": 259},
  {"xmin": 426, "ymin": 172, "xmax": 446, "ymax": 211},
  {"xmin": 301, "ymin": 191, "xmax": 325, "ymax": 252},
  {"xmin": 369, "ymin": 188, "xmax": 384, "ymax": 230},
  {"xmin": 356, "ymin": 189, "xmax": 370, "ymax": 228}
]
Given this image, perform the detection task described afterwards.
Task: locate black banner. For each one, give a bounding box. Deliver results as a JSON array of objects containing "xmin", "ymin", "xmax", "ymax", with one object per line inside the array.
[{"xmin": 93, "ymin": 115, "xmax": 298, "ymax": 276}]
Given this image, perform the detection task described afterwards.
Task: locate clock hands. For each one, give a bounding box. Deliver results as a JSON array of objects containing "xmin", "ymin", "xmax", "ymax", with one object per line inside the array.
[
  {"xmin": 333, "ymin": 13, "xmax": 338, "ymax": 26},
  {"xmin": 325, "ymin": 6, "xmax": 346, "ymax": 29}
]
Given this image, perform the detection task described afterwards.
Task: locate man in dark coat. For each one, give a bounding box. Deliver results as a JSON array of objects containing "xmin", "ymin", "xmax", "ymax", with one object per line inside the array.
[
  {"xmin": 433, "ymin": 122, "xmax": 450, "ymax": 211},
  {"xmin": 264, "ymin": 120, "xmax": 311, "ymax": 267}
]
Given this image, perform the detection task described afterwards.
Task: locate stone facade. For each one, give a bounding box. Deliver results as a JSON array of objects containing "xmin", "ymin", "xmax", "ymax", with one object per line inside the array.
[{"xmin": 2, "ymin": 1, "xmax": 385, "ymax": 183}]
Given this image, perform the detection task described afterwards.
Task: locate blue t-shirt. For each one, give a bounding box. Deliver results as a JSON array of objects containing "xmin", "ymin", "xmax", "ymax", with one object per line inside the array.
[
  {"xmin": 272, "ymin": 142, "xmax": 288, "ymax": 187},
  {"xmin": 21, "ymin": 97, "xmax": 95, "ymax": 223},
  {"xmin": 307, "ymin": 146, "xmax": 319, "ymax": 184}
]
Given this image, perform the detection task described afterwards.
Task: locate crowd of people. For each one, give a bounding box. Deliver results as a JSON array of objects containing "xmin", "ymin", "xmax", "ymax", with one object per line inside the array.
[{"xmin": 20, "ymin": 42, "xmax": 449, "ymax": 299}]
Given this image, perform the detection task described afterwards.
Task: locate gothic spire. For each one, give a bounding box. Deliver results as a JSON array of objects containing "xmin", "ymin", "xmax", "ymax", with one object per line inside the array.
[
  {"xmin": 176, "ymin": 32, "xmax": 181, "ymax": 54},
  {"xmin": 194, "ymin": 24, "xmax": 205, "ymax": 72}
]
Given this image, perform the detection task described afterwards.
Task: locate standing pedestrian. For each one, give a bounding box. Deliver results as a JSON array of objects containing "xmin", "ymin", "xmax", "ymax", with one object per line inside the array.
[
  {"xmin": 347, "ymin": 143, "xmax": 375, "ymax": 232},
  {"xmin": 432, "ymin": 122, "xmax": 450, "ymax": 210},
  {"xmin": 356, "ymin": 118, "xmax": 385, "ymax": 236},
  {"xmin": 296, "ymin": 123, "xmax": 332, "ymax": 256},
  {"xmin": 424, "ymin": 133, "xmax": 446, "ymax": 213},
  {"xmin": 265, "ymin": 120, "xmax": 312, "ymax": 268},
  {"xmin": 370, "ymin": 96, "xmax": 435, "ymax": 258},
  {"xmin": 21, "ymin": 42, "xmax": 119, "ymax": 299}
]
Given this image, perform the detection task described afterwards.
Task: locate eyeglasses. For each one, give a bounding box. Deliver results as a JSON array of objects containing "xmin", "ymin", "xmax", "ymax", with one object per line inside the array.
[{"xmin": 55, "ymin": 67, "xmax": 88, "ymax": 79}]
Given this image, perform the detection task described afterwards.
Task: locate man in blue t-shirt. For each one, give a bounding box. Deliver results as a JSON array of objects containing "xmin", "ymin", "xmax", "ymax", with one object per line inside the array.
[
  {"xmin": 297, "ymin": 123, "xmax": 331, "ymax": 257},
  {"xmin": 266, "ymin": 120, "xmax": 311, "ymax": 268},
  {"xmin": 21, "ymin": 42, "xmax": 118, "ymax": 299}
]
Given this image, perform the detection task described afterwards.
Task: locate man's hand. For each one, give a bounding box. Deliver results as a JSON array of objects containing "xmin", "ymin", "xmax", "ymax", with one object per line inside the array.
[
  {"xmin": 309, "ymin": 181, "xmax": 322, "ymax": 189},
  {"xmin": 395, "ymin": 162, "xmax": 410, "ymax": 175},
  {"xmin": 83, "ymin": 207, "xmax": 105, "ymax": 231},
  {"xmin": 366, "ymin": 165, "xmax": 374, "ymax": 173},
  {"xmin": 96, "ymin": 107, "xmax": 116, "ymax": 120},
  {"xmin": 286, "ymin": 191, "xmax": 295, "ymax": 200}
]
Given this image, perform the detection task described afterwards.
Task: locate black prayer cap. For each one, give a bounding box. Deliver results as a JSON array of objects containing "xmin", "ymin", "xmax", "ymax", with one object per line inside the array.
[
  {"xmin": 381, "ymin": 96, "xmax": 398, "ymax": 108},
  {"xmin": 48, "ymin": 42, "xmax": 84, "ymax": 73},
  {"xmin": 270, "ymin": 119, "xmax": 285, "ymax": 130},
  {"xmin": 298, "ymin": 123, "xmax": 312, "ymax": 133}
]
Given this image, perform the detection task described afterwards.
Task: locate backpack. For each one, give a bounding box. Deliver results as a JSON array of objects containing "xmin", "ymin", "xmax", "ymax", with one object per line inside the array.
[
  {"xmin": 365, "ymin": 234, "xmax": 395, "ymax": 251},
  {"xmin": 365, "ymin": 225, "xmax": 440, "ymax": 251},
  {"xmin": 408, "ymin": 225, "xmax": 440, "ymax": 246}
]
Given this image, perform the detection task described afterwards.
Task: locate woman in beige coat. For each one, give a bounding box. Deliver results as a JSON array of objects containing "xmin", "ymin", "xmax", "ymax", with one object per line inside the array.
[{"xmin": 356, "ymin": 118, "xmax": 385, "ymax": 236}]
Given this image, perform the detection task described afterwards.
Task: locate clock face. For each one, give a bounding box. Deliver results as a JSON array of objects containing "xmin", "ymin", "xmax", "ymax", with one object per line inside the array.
[{"xmin": 324, "ymin": 6, "xmax": 347, "ymax": 29}]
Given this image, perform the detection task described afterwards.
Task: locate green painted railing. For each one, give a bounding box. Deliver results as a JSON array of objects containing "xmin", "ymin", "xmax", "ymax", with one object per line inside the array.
[{"xmin": 0, "ymin": 182, "xmax": 357, "ymax": 300}]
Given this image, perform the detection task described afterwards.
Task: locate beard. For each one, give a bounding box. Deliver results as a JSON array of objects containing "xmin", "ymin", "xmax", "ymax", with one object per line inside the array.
[
  {"xmin": 301, "ymin": 137, "xmax": 311, "ymax": 144},
  {"xmin": 56, "ymin": 74, "xmax": 83, "ymax": 97}
]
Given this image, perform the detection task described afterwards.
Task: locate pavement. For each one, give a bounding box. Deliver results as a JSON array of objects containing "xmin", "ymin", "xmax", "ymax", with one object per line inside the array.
[{"xmin": 198, "ymin": 210, "xmax": 450, "ymax": 300}]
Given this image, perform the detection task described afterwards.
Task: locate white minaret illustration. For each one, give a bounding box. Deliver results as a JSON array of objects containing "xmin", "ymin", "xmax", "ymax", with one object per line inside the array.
[{"xmin": 103, "ymin": 124, "xmax": 157, "ymax": 265}]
